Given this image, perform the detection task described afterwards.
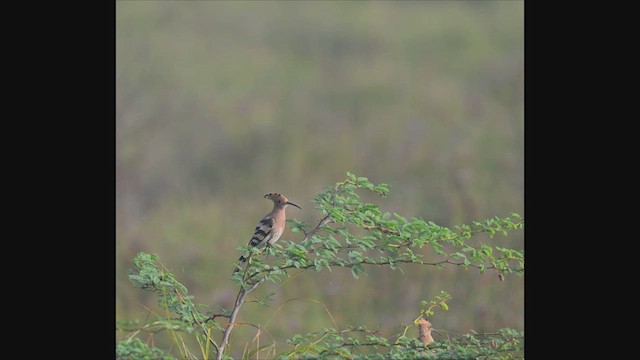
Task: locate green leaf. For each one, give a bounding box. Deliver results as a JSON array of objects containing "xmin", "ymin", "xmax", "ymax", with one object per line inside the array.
[
  {"xmin": 350, "ymin": 264, "xmax": 366, "ymax": 279},
  {"xmin": 128, "ymin": 275, "xmax": 145, "ymax": 282},
  {"xmin": 329, "ymin": 208, "xmax": 345, "ymax": 222},
  {"xmin": 373, "ymin": 183, "xmax": 391, "ymax": 196},
  {"xmin": 357, "ymin": 176, "xmax": 370, "ymax": 186},
  {"xmin": 393, "ymin": 213, "xmax": 408, "ymax": 225}
]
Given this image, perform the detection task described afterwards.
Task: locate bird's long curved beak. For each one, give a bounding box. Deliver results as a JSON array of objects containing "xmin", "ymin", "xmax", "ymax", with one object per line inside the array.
[{"xmin": 287, "ymin": 201, "xmax": 302, "ymax": 210}]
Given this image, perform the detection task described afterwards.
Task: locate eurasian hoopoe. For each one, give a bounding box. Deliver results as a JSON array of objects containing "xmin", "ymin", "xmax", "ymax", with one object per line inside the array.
[
  {"xmin": 417, "ymin": 319, "xmax": 434, "ymax": 346},
  {"xmin": 234, "ymin": 193, "xmax": 301, "ymax": 273}
]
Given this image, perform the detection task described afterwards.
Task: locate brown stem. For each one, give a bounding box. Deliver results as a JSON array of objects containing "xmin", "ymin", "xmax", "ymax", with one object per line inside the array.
[
  {"xmin": 303, "ymin": 214, "xmax": 333, "ymax": 242},
  {"xmin": 216, "ymin": 278, "xmax": 265, "ymax": 360}
]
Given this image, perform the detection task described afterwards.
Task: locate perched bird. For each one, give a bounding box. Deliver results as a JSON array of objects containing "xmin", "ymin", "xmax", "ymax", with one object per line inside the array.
[
  {"xmin": 234, "ymin": 193, "xmax": 301, "ymax": 272},
  {"xmin": 417, "ymin": 319, "xmax": 434, "ymax": 346}
]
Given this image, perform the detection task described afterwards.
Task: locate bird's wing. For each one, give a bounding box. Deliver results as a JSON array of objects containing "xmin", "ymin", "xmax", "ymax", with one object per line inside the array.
[{"xmin": 248, "ymin": 217, "xmax": 275, "ymax": 248}]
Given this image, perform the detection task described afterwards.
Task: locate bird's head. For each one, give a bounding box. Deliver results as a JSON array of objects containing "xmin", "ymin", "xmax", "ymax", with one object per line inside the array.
[{"xmin": 264, "ymin": 193, "xmax": 301, "ymax": 209}]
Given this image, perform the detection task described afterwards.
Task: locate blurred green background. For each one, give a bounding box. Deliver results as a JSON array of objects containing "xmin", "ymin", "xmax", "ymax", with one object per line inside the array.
[{"xmin": 116, "ymin": 0, "xmax": 523, "ymax": 356}]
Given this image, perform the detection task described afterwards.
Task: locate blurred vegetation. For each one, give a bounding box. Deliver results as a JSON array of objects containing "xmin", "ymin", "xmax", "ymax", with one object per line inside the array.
[
  {"xmin": 117, "ymin": 175, "xmax": 523, "ymax": 359},
  {"xmin": 116, "ymin": 0, "xmax": 523, "ymax": 357}
]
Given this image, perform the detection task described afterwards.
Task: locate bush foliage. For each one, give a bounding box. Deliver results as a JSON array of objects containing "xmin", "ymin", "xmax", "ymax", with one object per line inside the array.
[{"xmin": 116, "ymin": 173, "xmax": 523, "ymax": 359}]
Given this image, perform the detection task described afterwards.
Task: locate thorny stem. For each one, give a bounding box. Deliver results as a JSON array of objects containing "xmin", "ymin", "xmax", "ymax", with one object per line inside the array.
[
  {"xmin": 216, "ymin": 278, "xmax": 265, "ymax": 360},
  {"xmin": 206, "ymin": 313, "xmax": 232, "ymax": 321},
  {"xmin": 248, "ymin": 258, "xmax": 522, "ymax": 281},
  {"xmin": 302, "ymin": 214, "xmax": 333, "ymax": 242}
]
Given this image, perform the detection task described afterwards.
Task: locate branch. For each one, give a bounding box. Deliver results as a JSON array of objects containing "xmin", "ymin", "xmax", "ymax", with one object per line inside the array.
[
  {"xmin": 303, "ymin": 214, "xmax": 334, "ymax": 242},
  {"xmin": 205, "ymin": 313, "xmax": 232, "ymax": 322},
  {"xmin": 216, "ymin": 277, "xmax": 266, "ymax": 360},
  {"xmin": 248, "ymin": 257, "xmax": 522, "ymax": 281}
]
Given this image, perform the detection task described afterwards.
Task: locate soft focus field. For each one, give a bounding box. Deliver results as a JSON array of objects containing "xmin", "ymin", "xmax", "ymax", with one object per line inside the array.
[{"xmin": 116, "ymin": 0, "xmax": 523, "ymax": 356}]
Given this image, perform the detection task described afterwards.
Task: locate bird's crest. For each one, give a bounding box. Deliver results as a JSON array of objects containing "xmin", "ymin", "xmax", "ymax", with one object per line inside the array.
[
  {"xmin": 264, "ymin": 193, "xmax": 301, "ymax": 209},
  {"xmin": 264, "ymin": 193, "xmax": 287, "ymax": 202}
]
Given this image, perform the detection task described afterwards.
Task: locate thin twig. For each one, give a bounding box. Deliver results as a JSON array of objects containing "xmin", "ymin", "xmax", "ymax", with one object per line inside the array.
[
  {"xmin": 303, "ymin": 214, "xmax": 333, "ymax": 242},
  {"xmin": 216, "ymin": 277, "xmax": 266, "ymax": 360},
  {"xmin": 205, "ymin": 313, "xmax": 231, "ymax": 322}
]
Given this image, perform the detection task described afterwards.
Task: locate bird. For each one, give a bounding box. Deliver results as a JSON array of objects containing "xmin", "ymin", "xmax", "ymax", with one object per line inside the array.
[
  {"xmin": 234, "ymin": 193, "xmax": 301, "ymax": 273},
  {"xmin": 417, "ymin": 319, "xmax": 434, "ymax": 346}
]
